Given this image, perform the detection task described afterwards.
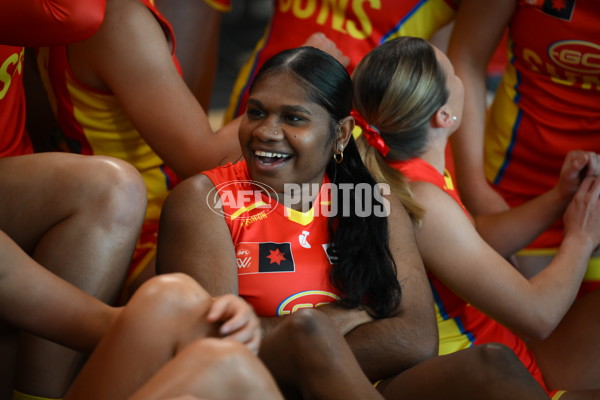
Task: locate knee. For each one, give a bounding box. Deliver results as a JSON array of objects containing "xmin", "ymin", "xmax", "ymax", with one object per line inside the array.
[
  {"xmin": 473, "ymin": 343, "xmax": 529, "ymax": 381},
  {"xmin": 81, "ymin": 156, "xmax": 147, "ymax": 224},
  {"xmin": 128, "ymin": 273, "xmax": 212, "ymax": 320},
  {"xmin": 283, "ymin": 308, "xmax": 334, "ymax": 342}
]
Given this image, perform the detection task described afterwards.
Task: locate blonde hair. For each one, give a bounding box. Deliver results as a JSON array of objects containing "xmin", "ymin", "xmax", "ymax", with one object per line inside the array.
[{"xmin": 353, "ymin": 36, "xmax": 450, "ymax": 223}]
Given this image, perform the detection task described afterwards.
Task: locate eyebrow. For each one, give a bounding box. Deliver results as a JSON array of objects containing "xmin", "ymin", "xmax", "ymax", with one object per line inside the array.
[{"xmin": 247, "ymin": 98, "xmax": 312, "ymax": 116}]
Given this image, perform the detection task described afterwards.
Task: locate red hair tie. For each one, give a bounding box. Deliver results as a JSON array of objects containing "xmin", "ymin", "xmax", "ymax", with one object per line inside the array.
[{"xmin": 350, "ymin": 110, "xmax": 390, "ymax": 157}]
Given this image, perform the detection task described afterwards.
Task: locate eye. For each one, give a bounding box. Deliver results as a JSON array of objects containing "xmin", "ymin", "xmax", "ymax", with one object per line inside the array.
[
  {"xmin": 246, "ymin": 107, "xmax": 265, "ymax": 120},
  {"xmin": 283, "ymin": 113, "xmax": 306, "ymax": 124}
]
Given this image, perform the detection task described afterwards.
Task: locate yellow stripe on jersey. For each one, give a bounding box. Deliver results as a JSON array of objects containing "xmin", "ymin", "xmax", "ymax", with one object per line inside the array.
[
  {"xmin": 517, "ymin": 248, "xmax": 600, "ymax": 282},
  {"xmin": 230, "ymin": 201, "xmax": 269, "ymax": 219},
  {"xmin": 435, "ymin": 303, "xmax": 476, "ymax": 356},
  {"xmin": 203, "ymin": 0, "xmax": 231, "ymax": 12},
  {"xmin": 12, "ymin": 390, "xmax": 61, "ymax": 400},
  {"xmin": 485, "ymin": 38, "xmax": 520, "ymax": 184},
  {"xmin": 552, "ymin": 391, "xmax": 567, "ymax": 400},
  {"xmin": 383, "ymin": 0, "xmax": 455, "ymax": 42}
]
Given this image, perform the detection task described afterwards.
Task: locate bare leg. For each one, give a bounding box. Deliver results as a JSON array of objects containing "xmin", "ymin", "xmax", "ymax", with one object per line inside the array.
[
  {"xmin": 0, "ymin": 153, "xmax": 146, "ymax": 397},
  {"xmin": 378, "ymin": 344, "xmax": 549, "ymax": 400},
  {"xmin": 66, "ymin": 273, "xmax": 282, "ymax": 400},
  {"xmin": 130, "ymin": 339, "xmax": 282, "ymax": 400},
  {"xmin": 259, "ymin": 308, "xmax": 383, "ymax": 400},
  {"xmin": 528, "ymin": 288, "xmax": 600, "ymax": 392}
]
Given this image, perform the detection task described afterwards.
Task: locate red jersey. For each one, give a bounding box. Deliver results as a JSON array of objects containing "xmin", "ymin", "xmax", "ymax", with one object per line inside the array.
[
  {"xmin": 392, "ymin": 158, "xmax": 556, "ymax": 396},
  {"xmin": 0, "ymin": 0, "xmax": 105, "ymax": 157},
  {"xmin": 224, "ymin": 0, "xmax": 457, "ymax": 122},
  {"xmin": 202, "ymin": 161, "xmax": 340, "ymax": 317},
  {"xmin": 485, "ymin": 0, "xmax": 600, "ymax": 248},
  {"xmin": 0, "ymin": 45, "xmax": 30, "ymax": 157}
]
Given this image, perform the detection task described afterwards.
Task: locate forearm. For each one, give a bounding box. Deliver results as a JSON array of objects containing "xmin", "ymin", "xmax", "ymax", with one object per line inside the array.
[
  {"xmin": 475, "ymin": 187, "xmax": 570, "ymax": 257},
  {"xmin": 345, "ymin": 315, "xmax": 438, "ymax": 381}
]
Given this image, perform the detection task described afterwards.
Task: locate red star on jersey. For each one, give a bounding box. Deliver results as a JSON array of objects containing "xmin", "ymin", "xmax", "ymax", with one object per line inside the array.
[{"xmin": 267, "ymin": 248, "xmax": 286, "ymax": 265}]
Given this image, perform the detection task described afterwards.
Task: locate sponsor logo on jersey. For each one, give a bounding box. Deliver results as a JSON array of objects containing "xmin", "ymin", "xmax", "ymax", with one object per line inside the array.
[
  {"xmin": 236, "ymin": 242, "xmax": 295, "ymax": 274},
  {"xmin": 206, "ymin": 180, "xmax": 279, "ymax": 220},
  {"xmin": 276, "ymin": 290, "xmax": 340, "ymax": 316},
  {"xmin": 549, "ymin": 41, "xmax": 600, "ymax": 74},
  {"xmin": 541, "ymin": 0, "xmax": 575, "ymax": 20}
]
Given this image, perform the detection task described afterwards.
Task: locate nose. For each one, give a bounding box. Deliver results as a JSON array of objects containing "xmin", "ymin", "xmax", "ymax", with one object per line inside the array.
[{"xmin": 253, "ymin": 118, "xmax": 283, "ymax": 142}]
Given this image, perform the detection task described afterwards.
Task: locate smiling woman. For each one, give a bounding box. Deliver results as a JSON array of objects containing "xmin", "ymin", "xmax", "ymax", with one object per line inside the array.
[{"xmin": 156, "ymin": 46, "xmax": 551, "ymax": 400}]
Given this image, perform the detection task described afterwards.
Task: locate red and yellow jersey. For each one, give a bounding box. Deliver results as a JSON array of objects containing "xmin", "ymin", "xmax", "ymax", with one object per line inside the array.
[
  {"xmin": 0, "ymin": 0, "xmax": 106, "ymax": 157},
  {"xmin": 36, "ymin": 0, "xmax": 181, "ymax": 222},
  {"xmin": 391, "ymin": 157, "xmax": 555, "ymax": 396},
  {"xmin": 202, "ymin": 161, "xmax": 340, "ymax": 317},
  {"xmin": 0, "ymin": 45, "xmax": 31, "ymax": 157},
  {"xmin": 224, "ymin": 0, "xmax": 457, "ymax": 122},
  {"xmin": 485, "ymin": 0, "xmax": 600, "ymax": 248}
]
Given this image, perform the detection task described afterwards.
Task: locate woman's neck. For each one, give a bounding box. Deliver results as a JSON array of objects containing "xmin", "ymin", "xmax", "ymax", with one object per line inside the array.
[{"xmin": 418, "ymin": 131, "xmax": 447, "ymax": 174}]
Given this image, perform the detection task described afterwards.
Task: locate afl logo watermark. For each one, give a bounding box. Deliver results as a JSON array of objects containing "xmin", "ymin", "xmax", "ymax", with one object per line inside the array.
[
  {"xmin": 206, "ymin": 180, "xmax": 279, "ymax": 219},
  {"xmin": 549, "ymin": 41, "xmax": 600, "ymax": 74}
]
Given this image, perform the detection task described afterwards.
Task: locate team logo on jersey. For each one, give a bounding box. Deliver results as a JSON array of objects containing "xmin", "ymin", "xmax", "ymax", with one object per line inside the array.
[
  {"xmin": 276, "ymin": 290, "xmax": 340, "ymax": 316},
  {"xmin": 541, "ymin": 0, "xmax": 575, "ymax": 20},
  {"xmin": 206, "ymin": 180, "xmax": 278, "ymax": 220},
  {"xmin": 549, "ymin": 41, "xmax": 600, "ymax": 74},
  {"xmin": 236, "ymin": 242, "xmax": 295, "ymax": 274}
]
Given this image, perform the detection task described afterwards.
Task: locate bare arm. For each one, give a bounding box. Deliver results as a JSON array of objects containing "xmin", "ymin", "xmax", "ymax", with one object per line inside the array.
[
  {"xmin": 412, "ymin": 178, "xmax": 600, "ymax": 341},
  {"xmin": 68, "ymin": 0, "xmax": 241, "ymax": 179},
  {"xmin": 1, "ymin": 0, "xmax": 106, "ymax": 46},
  {"xmin": 154, "ymin": 0, "xmax": 223, "ymax": 110},
  {"xmin": 326, "ymin": 195, "xmax": 438, "ymax": 381},
  {"xmin": 0, "ymin": 230, "xmax": 117, "ymax": 352},
  {"xmin": 447, "ymin": 0, "xmax": 514, "ymax": 215},
  {"xmin": 475, "ymin": 150, "xmax": 600, "ymax": 257}
]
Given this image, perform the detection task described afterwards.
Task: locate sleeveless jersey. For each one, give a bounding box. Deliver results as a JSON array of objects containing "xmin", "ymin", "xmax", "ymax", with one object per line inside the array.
[
  {"xmin": 37, "ymin": 0, "xmax": 181, "ymax": 224},
  {"xmin": 390, "ymin": 157, "xmax": 556, "ymax": 396},
  {"xmin": 0, "ymin": 45, "xmax": 31, "ymax": 157},
  {"xmin": 202, "ymin": 161, "xmax": 340, "ymax": 317},
  {"xmin": 485, "ymin": 0, "xmax": 600, "ymax": 249},
  {"xmin": 224, "ymin": 0, "xmax": 457, "ymax": 122},
  {"xmin": 0, "ymin": 0, "xmax": 105, "ymax": 157}
]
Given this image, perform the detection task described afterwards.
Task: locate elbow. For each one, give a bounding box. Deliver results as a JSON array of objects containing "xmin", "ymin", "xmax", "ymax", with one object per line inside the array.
[{"xmin": 518, "ymin": 315, "xmax": 560, "ymax": 341}]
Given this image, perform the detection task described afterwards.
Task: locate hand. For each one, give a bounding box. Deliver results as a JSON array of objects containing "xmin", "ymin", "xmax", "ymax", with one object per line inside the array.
[
  {"xmin": 564, "ymin": 176, "xmax": 600, "ymax": 250},
  {"xmin": 206, "ymin": 294, "xmax": 261, "ymax": 354},
  {"xmin": 318, "ymin": 303, "xmax": 373, "ymax": 335},
  {"xmin": 303, "ymin": 32, "xmax": 350, "ymax": 67},
  {"xmin": 556, "ymin": 150, "xmax": 600, "ymax": 201}
]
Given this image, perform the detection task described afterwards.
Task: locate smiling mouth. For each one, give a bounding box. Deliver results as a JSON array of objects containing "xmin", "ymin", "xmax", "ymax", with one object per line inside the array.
[{"xmin": 254, "ymin": 150, "xmax": 293, "ymax": 166}]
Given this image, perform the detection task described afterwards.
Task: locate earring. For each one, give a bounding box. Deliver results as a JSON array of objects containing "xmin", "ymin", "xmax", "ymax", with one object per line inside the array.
[
  {"xmin": 452, "ymin": 116, "xmax": 457, "ymax": 121},
  {"xmin": 273, "ymin": 131, "xmax": 278, "ymax": 135},
  {"xmin": 333, "ymin": 151, "xmax": 344, "ymax": 164}
]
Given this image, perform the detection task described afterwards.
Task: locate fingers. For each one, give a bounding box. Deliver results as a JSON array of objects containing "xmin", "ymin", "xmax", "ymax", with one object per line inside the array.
[
  {"xmin": 303, "ymin": 32, "xmax": 350, "ymax": 67},
  {"xmin": 206, "ymin": 295, "xmax": 261, "ymax": 353}
]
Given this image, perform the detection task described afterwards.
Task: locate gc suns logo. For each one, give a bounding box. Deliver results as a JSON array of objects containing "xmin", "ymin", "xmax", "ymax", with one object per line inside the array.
[{"xmin": 206, "ymin": 180, "xmax": 279, "ymax": 219}]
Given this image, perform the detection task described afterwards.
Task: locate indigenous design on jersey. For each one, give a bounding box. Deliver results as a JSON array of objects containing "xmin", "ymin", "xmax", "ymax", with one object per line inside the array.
[
  {"xmin": 202, "ymin": 161, "xmax": 340, "ymax": 317},
  {"xmin": 391, "ymin": 157, "xmax": 555, "ymax": 396},
  {"xmin": 224, "ymin": 0, "xmax": 457, "ymax": 122},
  {"xmin": 485, "ymin": 0, "xmax": 599, "ymax": 249},
  {"xmin": 0, "ymin": 45, "xmax": 32, "ymax": 157}
]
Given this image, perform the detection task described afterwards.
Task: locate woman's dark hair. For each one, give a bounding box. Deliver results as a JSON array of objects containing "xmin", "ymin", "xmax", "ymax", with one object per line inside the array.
[{"xmin": 251, "ymin": 47, "xmax": 401, "ymax": 318}]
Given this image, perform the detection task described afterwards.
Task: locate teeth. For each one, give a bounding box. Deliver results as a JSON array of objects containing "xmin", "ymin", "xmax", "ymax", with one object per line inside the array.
[{"xmin": 255, "ymin": 150, "xmax": 288, "ymax": 158}]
